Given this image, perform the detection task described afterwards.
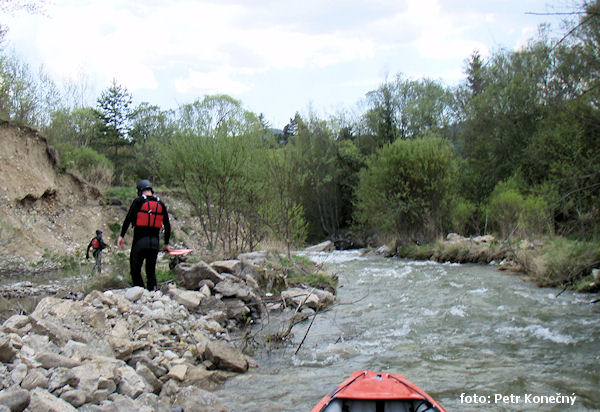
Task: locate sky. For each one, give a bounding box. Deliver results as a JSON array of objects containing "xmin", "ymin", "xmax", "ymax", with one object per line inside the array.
[{"xmin": 1, "ymin": 0, "xmax": 568, "ymax": 129}]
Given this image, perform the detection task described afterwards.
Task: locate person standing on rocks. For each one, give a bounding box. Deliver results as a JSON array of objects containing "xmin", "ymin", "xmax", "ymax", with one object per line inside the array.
[
  {"xmin": 117, "ymin": 179, "xmax": 171, "ymax": 291},
  {"xmin": 86, "ymin": 229, "xmax": 107, "ymax": 275}
]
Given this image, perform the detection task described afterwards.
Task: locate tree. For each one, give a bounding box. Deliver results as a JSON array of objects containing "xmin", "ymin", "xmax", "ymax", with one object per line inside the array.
[
  {"xmin": 289, "ymin": 113, "xmax": 343, "ymax": 239},
  {"xmin": 96, "ymin": 79, "xmax": 133, "ymax": 158},
  {"xmin": 45, "ymin": 107, "xmax": 102, "ymax": 147},
  {"xmin": 161, "ymin": 95, "xmax": 265, "ymax": 253},
  {"xmin": 365, "ymin": 75, "xmax": 454, "ymax": 144},
  {"xmin": 466, "ymin": 50, "xmax": 486, "ymax": 97},
  {"xmin": 281, "ymin": 112, "xmax": 300, "ymax": 145},
  {"xmin": 129, "ymin": 103, "xmax": 176, "ymax": 182},
  {"xmin": 354, "ymin": 135, "xmax": 458, "ymax": 241},
  {"xmin": 259, "ymin": 148, "xmax": 307, "ymax": 258}
]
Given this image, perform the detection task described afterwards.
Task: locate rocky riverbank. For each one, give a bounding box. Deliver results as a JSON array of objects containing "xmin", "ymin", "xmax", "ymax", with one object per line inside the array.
[{"xmin": 0, "ymin": 253, "xmax": 336, "ymax": 411}]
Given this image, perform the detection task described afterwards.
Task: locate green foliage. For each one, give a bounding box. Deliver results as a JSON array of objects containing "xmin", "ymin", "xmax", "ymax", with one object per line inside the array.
[
  {"xmin": 289, "ymin": 114, "xmax": 341, "ymax": 239},
  {"xmin": 45, "ymin": 107, "xmax": 102, "ymax": 147},
  {"xmin": 486, "ymin": 179, "xmax": 552, "ymax": 239},
  {"xmin": 96, "ymin": 79, "xmax": 134, "ymax": 159},
  {"xmin": 53, "ymin": 143, "xmax": 114, "ymax": 186},
  {"xmin": 448, "ymin": 196, "xmax": 478, "ymax": 236},
  {"xmin": 365, "ymin": 75, "xmax": 454, "ymax": 144},
  {"xmin": 257, "ymin": 148, "xmax": 307, "ymax": 257},
  {"xmin": 160, "ymin": 95, "xmax": 268, "ymax": 254},
  {"xmin": 536, "ymin": 238, "xmax": 600, "ymax": 287},
  {"xmin": 355, "ymin": 135, "xmax": 458, "ymax": 240},
  {"xmin": 276, "ymin": 254, "xmax": 337, "ymax": 289},
  {"xmin": 0, "ymin": 50, "xmax": 60, "ymax": 127},
  {"xmin": 156, "ymin": 268, "xmax": 176, "ymax": 284}
]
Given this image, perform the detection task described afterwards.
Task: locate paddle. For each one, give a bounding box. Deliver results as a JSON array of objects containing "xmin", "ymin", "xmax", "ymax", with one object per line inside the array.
[{"xmin": 165, "ymin": 248, "xmax": 194, "ymax": 256}]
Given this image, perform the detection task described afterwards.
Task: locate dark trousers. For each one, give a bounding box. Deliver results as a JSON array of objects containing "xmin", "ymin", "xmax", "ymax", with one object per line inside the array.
[{"xmin": 130, "ymin": 236, "xmax": 159, "ymax": 291}]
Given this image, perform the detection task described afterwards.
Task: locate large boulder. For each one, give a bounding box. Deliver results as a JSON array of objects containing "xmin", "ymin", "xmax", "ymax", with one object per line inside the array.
[
  {"xmin": 204, "ymin": 341, "xmax": 248, "ymax": 373},
  {"xmin": 166, "ymin": 286, "xmax": 208, "ymax": 310},
  {"xmin": 281, "ymin": 287, "xmax": 335, "ymax": 311},
  {"xmin": 211, "ymin": 260, "xmax": 243, "ymax": 275},
  {"xmin": 176, "ymin": 262, "xmax": 224, "ymax": 290}
]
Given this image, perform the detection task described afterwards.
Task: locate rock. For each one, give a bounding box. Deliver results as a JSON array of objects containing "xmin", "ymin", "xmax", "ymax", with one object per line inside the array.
[
  {"xmin": 124, "ymin": 286, "xmax": 145, "ymax": 302},
  {"xmin": 446, "ymin": 232, "xmax": 465, "ymax": 242},
  {"xmin": 237, "ymin": 251, "xmax": 269, "ymax": 267},
  {"xmin": 175, "ymin": 262, "xmax": 224, "ymax": 290},
  {"xmin": 10, "ymin": 363, "xmax": 27, "ymax": 385},
  {"xmin": 117, "ymin": 365, "xmax": 146, "ymax": 399},
  {"xmin": 214, "ymin": 281, "xmax": 263, "ymax": 317},
  {"xmin": 35, "ymin": 352, "xmax": 82, "ymax": 369},
  {"xmin": 184, "ymin": 365, "xmax": 228, "ymax": 389},
  {"xmin": 172, "ymin": 386, "xmax": 227, "ymax": 412},
  {"xmin": 204, "ymin": 340, "xmax": 248, "ymax": 373},
  {"xmin": 281, "ymin": 287, "xmax": 335, "ymax": 310},
  {"xmin": 167, "ymin": 364, "xmax": 188, "ymax": 381},
  {"xmin": 0, "ymin": 337, "xmax": 18, "ymax": 363},
  {"xmin": 27, "ymin": 387, "xmax": 77, "ymax": 412},
  {"xmin": 472, "ymin": 235, "xmax": 496, "ymax": 244},
  {"xmin": 128, "ymin": 354, "xmax": 167, "ymax": 378},
  {"xmin": 47, "ymin": 368, "xmax": 80, "ymax": 393},
  {"xmin": 135, "ymin": 363, "xmax": 162, "ymax": 394},
  {"xmin": 305, "ymin": 240, "xmax": 334, "ymax": 252},
  {"xmin": 375, "ymin": 244, "xmax": 392, "ymax": 256},
  {"xmin": 70, "ymin": 359, "xmax": 120, "ymax": 401},
  {"xmin": 28, "ymin": 315, "xmax": 84, "ymax": 346},
  {"xmin": 21, "ymin": 368, "xmax": 49, "ymax": 390},
  {"xmin": 60, "ymin": 389, "xmax": 87, "ymax": 408},
  {"xmin": 0, "ymin": 387, "xmax": 30, "ymax": 412},
  {"xmin": 166, "ymin": 287, "xmax": 203, "ymax": 310},
  {"xmin": 211, "ymin": 260, "xmax": 243, "ymax": 275},
  {"xmin": 2, "ymin": 315, "xmax": 30, "ymax": 333},
  {"xmin": 223, "ymin": 299, "xmax": 251, "ymax": 322}
]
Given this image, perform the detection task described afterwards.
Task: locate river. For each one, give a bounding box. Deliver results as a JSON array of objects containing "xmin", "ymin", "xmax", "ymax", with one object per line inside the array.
[{"xmin": 214, "ymin": 250, "xmax": 600, "ymax": 411}]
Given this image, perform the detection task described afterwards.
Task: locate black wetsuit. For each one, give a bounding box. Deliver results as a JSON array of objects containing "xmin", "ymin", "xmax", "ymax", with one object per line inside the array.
[{"xmin": 120, "ymin": 195, "xmax": 171, "ymax": 291}]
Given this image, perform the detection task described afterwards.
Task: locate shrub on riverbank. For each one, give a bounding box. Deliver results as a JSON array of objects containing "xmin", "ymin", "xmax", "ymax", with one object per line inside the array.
[{"xmin": 397, "ymin": 235, "xmax": 600, "ymax": 292}]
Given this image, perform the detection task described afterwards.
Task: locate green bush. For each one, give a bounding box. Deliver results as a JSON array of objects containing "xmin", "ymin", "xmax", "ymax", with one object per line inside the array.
[
  {"xmin": 354, "ymin": 135, "xmax": 457, "ymax": 241},
  {"xmin": 54, "ymin": 143, "xmax": 114, "ymax": 186},
  {"xmin": 487, "ymin": 178, "xmax": 551, "ymax": 239},
  {"xmin": 448, "ymin": 196, "xmax": 477, "ymax": 236}
]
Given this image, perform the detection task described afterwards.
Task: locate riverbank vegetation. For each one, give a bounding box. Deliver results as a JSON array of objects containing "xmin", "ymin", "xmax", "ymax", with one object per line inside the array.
[{"xmin": 1, "ymin": 2, "xmax": 599, "ymax": 289}]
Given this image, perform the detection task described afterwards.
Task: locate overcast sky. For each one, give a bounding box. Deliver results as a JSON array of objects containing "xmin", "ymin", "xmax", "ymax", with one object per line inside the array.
[{"xmin": 1, "ymin": 0, "xmax": 566, "ymax": 128}]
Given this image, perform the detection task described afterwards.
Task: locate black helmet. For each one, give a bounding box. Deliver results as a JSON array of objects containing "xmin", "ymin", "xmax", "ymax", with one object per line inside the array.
[
  {"xmin": 136, "ymin": 179, "xmax": 153, "ymax": 196},
  {"xmin": 96, "ymin": 229, "xmax": 103, "ymax": 235}
]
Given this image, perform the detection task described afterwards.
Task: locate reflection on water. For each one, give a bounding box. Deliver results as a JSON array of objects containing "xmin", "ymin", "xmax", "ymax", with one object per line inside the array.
[{"xmin": 215, "ymin": 251, "xmax": 599, "ymax": 411}]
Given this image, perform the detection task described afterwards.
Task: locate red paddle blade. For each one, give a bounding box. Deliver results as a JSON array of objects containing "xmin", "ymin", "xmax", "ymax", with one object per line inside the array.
[{"xmin": 167, "ymin": 248, "xmax": 194, "ymax": 255}]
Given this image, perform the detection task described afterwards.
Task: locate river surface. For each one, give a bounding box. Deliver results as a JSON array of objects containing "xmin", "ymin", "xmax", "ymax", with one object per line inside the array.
[{"xmin": 214, "ymin": 250, "xmax": 600, "ymax": 411}]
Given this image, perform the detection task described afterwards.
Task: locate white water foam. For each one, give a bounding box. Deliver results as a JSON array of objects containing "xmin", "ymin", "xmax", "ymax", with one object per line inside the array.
[
  {"xmin": 449, "ymin": 305, "xmax": 467, "ymax": 317},
  {"xmin": 496, "ymin": 324, "xmax": 577, "ymax": 344}
]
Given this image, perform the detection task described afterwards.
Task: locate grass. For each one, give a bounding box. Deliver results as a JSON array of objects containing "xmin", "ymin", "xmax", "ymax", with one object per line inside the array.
[
  {"xmin": 533, "ymin": 238, "xmax": 600, "ymax": 290},
  {"xmin": 396, "ymin": 234, "xmax": 600, "ymax": 292},
  {"xmin": 103, "ymin": 186, "xmax": 135, "ymax": 205},
  {"xmin": 276, "ymin": 254, "xmax": 337, "ymax": 290}
]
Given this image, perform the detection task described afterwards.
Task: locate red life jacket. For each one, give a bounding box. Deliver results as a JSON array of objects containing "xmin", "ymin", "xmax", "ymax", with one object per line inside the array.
[
  {"xmin": 135, "ymin": 196, "xmax": 164, "ymax": 229},
  {"xmin": 91, "ymin": 238, "xmax": 100, "ymax": 249}
]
